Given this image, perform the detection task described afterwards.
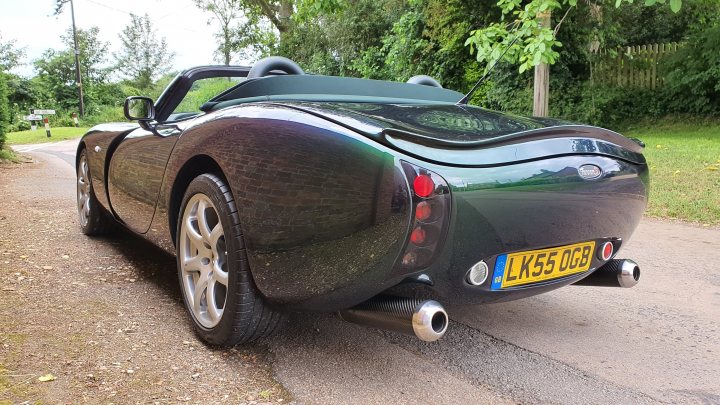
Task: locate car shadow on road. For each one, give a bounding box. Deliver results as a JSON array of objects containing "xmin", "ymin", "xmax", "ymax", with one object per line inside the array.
[{"xmin": 102, "ymin": 227, "xmax": 181, "ymax": 301}]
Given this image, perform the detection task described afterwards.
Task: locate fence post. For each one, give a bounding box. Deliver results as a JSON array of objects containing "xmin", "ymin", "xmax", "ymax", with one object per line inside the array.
[{"xmin": 590, "ymin": 41, "xmax": 679, "ymax": 89}]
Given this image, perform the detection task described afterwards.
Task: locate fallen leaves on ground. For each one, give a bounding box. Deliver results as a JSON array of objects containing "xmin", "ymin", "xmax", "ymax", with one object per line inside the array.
[{"xmin": 38, "ymin": 373, "xmax": 56, "ymax": 382}]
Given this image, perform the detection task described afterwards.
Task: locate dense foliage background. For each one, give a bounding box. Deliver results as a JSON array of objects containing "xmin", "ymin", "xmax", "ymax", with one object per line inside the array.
[{"xmin": 0, "ymin": 0, "xmax": 718, "ymax": 134}]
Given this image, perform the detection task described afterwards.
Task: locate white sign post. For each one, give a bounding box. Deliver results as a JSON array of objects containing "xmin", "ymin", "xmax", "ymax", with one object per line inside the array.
[
  {"xmin": 29, "ymin": 109, "xmax": 55, "ymax": 133},
  {"xmin": 31, "ymin": 109, "xmax": 56, "ymax": 115},
  {"xmin": 24, "ymin": 114, "xmax": 43, "ymax": 131}
]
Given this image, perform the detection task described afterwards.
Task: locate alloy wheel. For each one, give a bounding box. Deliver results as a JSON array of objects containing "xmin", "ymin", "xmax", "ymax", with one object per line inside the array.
[
  {"xmin": 179, "ymin": 193, "xmax": 229, "ymax": 328},
  {"xmin": 77, "ymin": 154, "xmax": 91, "ymax": 227}
]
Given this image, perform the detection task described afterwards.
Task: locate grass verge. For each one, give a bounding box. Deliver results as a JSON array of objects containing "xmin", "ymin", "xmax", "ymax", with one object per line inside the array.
[
  {"xmin": 6, "ymin": 127, "xmax": 89, "ymax": 145},
  {"xmin": 0, "ymin": 145, "xmax": 23, "ymax": 163},
  {"xmin": 628, "ymin": 121, "xmax": 720, "ymax": 226}
]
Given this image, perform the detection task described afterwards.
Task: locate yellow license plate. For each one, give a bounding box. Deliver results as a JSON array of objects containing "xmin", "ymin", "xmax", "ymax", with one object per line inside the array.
[{"xmin": 490, "ymin": 241, "xmax": 596, "ymax": 290}]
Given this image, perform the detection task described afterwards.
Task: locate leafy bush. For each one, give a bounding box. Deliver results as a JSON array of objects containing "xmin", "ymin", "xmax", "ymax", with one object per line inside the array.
[
  {"xmin": 660, "ymin": 23, "xmax": 720, "ymax": 115},
  {"xmin": 83, "ymin": 105, "xmax": 127, "ymax": 126},
  {"xmin": 8, "ymin": 120, "xmax": 31, "ymax": 132},
  {"xmin": 0, "ymin": 73, "xmax": 9, "ymax": 149},
  {"xmin": 553, "ymin": 84, "xmax": 664, "ymax": 129}
]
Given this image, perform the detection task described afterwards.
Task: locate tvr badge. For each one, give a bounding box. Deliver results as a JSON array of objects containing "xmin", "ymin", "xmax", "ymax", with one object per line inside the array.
[{"xmin": 578, "ymin": 164, "xmax": 603, "ymax": 180}]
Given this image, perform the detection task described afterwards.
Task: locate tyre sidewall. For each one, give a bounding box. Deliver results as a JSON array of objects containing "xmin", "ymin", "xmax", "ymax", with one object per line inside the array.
[
  {"xmin": 77, "ymin": 149, "xmax": 109, "ymax": 235},
  {"xmin": 176, "ymin": 174, "xmax": 255, "ymax": 345}
]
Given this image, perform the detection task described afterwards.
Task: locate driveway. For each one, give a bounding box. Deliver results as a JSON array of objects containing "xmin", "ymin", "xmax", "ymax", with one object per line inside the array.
[{"xmin": 1, "ymin": 139, "xmax": 718, "ymax": 404}]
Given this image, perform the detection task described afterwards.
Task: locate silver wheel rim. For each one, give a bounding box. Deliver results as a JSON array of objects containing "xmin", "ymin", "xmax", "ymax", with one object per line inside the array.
[
  {"xmin": 77, "ymin": 154, "xmax": 91, "ymax": 227},
  {"xmin": 179, "ymin": 193, "xmax": 229, "ymax": 328}
]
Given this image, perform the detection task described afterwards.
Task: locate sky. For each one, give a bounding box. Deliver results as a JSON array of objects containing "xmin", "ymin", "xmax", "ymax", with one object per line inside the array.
[{"xmin": 0, "ymin": 0, "xmax": 247, "ymax": 77}]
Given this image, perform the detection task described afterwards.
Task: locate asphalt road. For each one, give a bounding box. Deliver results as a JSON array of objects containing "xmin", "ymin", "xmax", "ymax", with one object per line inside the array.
[{"xmin": 7, "ymin": 139, "xmax": 720, "ymax": 404}]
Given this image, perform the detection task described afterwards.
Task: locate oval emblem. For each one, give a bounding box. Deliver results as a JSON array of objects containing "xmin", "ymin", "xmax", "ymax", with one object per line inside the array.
[{"xmin": 578, "ymin": 164, "xmax": 602, "ymax": 180}]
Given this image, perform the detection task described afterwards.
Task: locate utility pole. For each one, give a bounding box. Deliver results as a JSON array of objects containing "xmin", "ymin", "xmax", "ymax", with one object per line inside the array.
[
  {"xmin": 69, "ymin": 0, "xmax": 85, "ymax": 117},
  {"xmin": 533, "ymin": 11, "xmax": 551, "ymax": 117}
]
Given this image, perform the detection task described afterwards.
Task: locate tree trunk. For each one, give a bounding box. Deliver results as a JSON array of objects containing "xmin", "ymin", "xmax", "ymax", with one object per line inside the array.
[
  {"xmin": 533, "ymin": 11, "xmax": 551, "ymax": 117},
  {"xmin": 277, "ymin": 0, "xmax": 293, "ymax": 38},
  {"xmin": 223, "ymin": 28, "xmax": 231, "ymax": 65}
]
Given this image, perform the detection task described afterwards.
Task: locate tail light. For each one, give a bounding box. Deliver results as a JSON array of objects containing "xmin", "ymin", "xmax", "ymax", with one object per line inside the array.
[
  {"xmin": 399, "ymin": 161, "xmax": 451, "ymax": 270},
  {"xmin": 598, "ymin": 241, "xmax": 614, "ymax": 261}
]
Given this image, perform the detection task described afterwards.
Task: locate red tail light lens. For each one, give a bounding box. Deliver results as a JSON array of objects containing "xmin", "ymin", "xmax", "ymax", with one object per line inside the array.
[
  {"xmin": 399, "ymin": 162, "xmax": 451, "ymax": 271},
  {"xmin": 410, "ymin": 227, "xmax": 426, "ymax": 245},
  {"xmin": 413, "ymin": 174, "xmax": 435, "ymax": 198},
  {"xmin": 599, "ymin": 241, "xmax": 614, "ymax": 261},
  {"xmin": 415, "ymin": 201, "xmax": 432, "ymax": 221}
]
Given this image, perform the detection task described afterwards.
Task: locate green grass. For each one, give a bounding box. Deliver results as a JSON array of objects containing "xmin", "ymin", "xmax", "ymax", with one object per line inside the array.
[
  {"xmin": 5, "ymin": 126, "xmax": 89, "ymax": 145},
  {"xmin": 0, "ymin": 145, "xmax": 22, "ymax": 163},
  {"xmin": 628, "ymin": 121, "xmax": 720, "ymax": 226}
]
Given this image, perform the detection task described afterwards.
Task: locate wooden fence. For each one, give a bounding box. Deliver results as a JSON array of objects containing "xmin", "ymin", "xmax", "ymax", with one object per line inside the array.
[{"xmin": 590, "ymin": 42, "xmax": 680, "ymax": 89}]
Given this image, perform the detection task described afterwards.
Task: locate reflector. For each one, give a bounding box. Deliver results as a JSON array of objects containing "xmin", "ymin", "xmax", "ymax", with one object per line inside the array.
[
  {"xmin": 599, "ymin": 241, "xmax": 614, "ymax": 260},
  {"xmin": 402, "ymin": 252, "xmax": 417, "ymax": 266}
]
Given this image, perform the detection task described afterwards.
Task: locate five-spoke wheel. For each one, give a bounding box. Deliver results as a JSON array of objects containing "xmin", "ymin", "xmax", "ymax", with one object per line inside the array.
[
  {"xmin": 177, "ymin": 174, "xmax": 282, "ymax": 346},
  {"xmin": 77, "ymin": 153, "xmax": 91, "ymax": 228},
  {"xmin": 179, "ymin": 194, "xmax": 229, "ymax": 328},
  {"xmin": 76, "ymin": 149, "xmax": 113, "ymax": 235}
]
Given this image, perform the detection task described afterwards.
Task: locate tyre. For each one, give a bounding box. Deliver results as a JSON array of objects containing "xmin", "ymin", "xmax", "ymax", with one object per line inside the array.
[
  {"xmin": 77, "ymin": 149, "xmax": 114, "ymax": 235},
  {"xmin": 176, "ymin": 173, "xmax": 283, "ymax": 346}
]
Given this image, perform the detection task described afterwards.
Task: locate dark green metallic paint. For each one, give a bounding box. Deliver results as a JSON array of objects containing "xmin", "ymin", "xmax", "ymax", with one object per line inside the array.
[{"xmin": 78, "ymin": 66, "xmax": 649, "ymax": 312}]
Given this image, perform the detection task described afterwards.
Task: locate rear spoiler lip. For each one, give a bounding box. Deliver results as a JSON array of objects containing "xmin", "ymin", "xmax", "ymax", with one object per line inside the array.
[
  {"xmin": 383, "ymin": 125, "xmax": 644, "ymax": 153},
  {"xmin": 383, "ymin": 127, "xmax": 646, "ymax": 168}
]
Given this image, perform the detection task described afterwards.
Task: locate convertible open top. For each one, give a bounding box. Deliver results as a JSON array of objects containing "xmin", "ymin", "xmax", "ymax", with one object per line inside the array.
[
  {"xmin": 202, "ymin": 74, "xmax": 465, "ymax": 110},
  {"xmin": 77, "ymin": 56, "xmax": 648, "ymax": 346}
]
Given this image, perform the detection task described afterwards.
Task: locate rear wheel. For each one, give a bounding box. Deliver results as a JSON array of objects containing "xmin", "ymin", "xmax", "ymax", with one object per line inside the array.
[
  {"xmin": 177, "ymin": 173, "xmax": 282, "ymax": 346},
  {"xmin": 76, "ymin": 149, "xmax": 114, "ymax": 235}
]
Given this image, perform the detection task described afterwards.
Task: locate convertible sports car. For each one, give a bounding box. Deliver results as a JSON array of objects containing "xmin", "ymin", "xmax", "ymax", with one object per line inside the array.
[{"xmin": 76, "ymin": 56, "xmax": 647, "ymax": 345}]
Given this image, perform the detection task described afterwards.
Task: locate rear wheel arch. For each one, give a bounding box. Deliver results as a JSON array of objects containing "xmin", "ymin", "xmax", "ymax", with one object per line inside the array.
[{"xmin": 169, "ymin": 155, "xmax": 229, "ymax": 246}]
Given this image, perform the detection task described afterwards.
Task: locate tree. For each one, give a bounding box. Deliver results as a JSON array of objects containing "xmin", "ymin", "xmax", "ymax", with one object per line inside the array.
[
  {"xmin": 114, "ymin": 14, "xmax": 175, "ymax": 90},
  {"xmin": 193, "ymin": 0, "xmax": 268, "ymax": 64},
  {"xmin": 60, "ymin": 27, "xmax": 110, "ymax": 84},
  {"xmin": 273, "ymin": 0, "xmax": 405, "ymax": 76},
  {"xmin": 53, "ymin": 0, "xmax": 70, "ymax": 15},
  {"xmin": 0, "ymin": 73, "xmax": 10, "ymax": 150},
  {"xmin": 194, "ymin": 0, "xmax": 241, "ymax": 65},
  {"xmin": 465, "ymin": 0, "xmax": 684, "ymax": 74},
  {"xmin": 244, "ymin": 0, "xmax": 294, "ymax": 36},
  {"xmin": 0, "ymin": 33, "xmax": 26, "ymax": 72},
  {"xmin": 34, "ymin": 27, "xmax": 111, "ymax": 112}
]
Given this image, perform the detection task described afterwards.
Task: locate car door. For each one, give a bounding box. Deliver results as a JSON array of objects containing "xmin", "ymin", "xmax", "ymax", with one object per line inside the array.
[
  {"xmin": 107, "ymin": 69, "xmax": 248, "ymax": 234},
  {"xmin": 107, "ymin": 124, "xmax": 183, "ymax": 234}
]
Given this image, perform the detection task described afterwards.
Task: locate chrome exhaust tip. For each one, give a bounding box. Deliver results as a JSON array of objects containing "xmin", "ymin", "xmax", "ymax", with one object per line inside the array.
[
  {"xmin": 339, "ymin": 296, "xmax": 449, "ymax": 342},
  {"xmin": 411, "ymin": 300, "xmax": 448, "ymax": 342},
  {"xmin": 617, "ymin": 259, "xmax": 640, "ymax": 288},
  {"xmin": 573, "ymin": 259, "xmax": 640, "ymax": 288}
]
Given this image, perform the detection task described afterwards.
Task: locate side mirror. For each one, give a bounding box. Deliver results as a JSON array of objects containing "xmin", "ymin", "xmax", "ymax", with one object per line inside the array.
[{"xmin": 124, "ymin": 96, "xmax": 155, "ymax": 121}]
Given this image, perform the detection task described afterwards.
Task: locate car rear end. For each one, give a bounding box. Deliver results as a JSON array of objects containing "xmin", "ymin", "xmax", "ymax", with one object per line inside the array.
[
  {"xmin": 287, "ymin": 102, "xmax": 649, "ymax": 305},
  {"xmin": 246, "ymin": 101, "xmax": 648, "ymax": 340},
  {"xmin": 336, "ymin": 115, "xmax": 648, "ymax": 342},
  {"xmin": 392, "ymin": 145, "xmax": 648, "ymax": 305}
]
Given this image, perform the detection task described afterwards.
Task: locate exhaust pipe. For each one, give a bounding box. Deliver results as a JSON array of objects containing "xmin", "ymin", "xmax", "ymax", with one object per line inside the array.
[
  {"xmin": 574, "ymin": 259, "xmax": 640, "ymax": 288},
  {"xmin": 339, "ymin": 296, "xmax": 448, "ymax": 342}
]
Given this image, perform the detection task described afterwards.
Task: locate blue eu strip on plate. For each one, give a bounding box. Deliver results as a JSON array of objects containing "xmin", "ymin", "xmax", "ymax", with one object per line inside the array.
[{"xmin": 491, "ymin": 254, "xmax": 507, "ymax": 291}]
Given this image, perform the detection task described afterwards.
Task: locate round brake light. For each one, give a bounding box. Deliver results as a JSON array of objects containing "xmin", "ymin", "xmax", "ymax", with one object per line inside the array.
[{"xmin": 413, "ymin": 174, "xmax": 435, "ymax": 198}]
